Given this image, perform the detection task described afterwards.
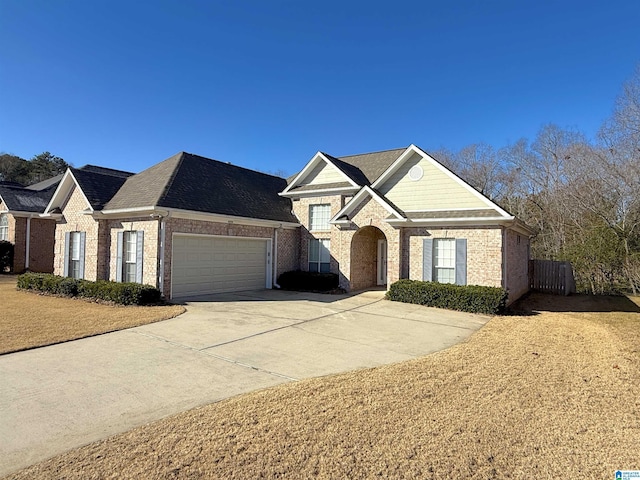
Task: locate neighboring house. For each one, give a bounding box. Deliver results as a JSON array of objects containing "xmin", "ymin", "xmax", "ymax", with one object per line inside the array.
[
  {"xmin": 45, "ymin": 146, "xmax": 532, "ymax": 303},
  {"xmin": 281, "ymin": 144, "xmax": 533, "ymax": 304},
  {"xmin": 0, "ymin": 176, "xmax": 61, "ymax": 273},
  {"xmin": 43, "ymin": 153, "xmax": 299, "ymax": 299}
]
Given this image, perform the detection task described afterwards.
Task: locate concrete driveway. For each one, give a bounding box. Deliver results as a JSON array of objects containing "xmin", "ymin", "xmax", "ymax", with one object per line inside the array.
[{"xmin": 0, "ymin": 289, "xmax": 489, "ymax": 477}]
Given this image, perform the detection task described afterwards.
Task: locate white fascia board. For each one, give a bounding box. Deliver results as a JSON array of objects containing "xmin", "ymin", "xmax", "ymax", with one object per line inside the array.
[
  {"xmin": 280, "ymin": 152, "xmax": 323, "ymax": 195},
  {"xmin": 330, "ymin": 219, "xmax": 351, "ymax": 226},
  {"xmin": 167, "ymin": 208, "xmax": 300, "ymax": 229},
  {"xmin": 280, "ymin": 152, "xmax": 360, "ymax": 195},
  {"xmin": 7, "ymin": 210, "xmax": 47, "ymax": 218},
  {"xmin": 44, "ymin": 169, "xmax": 93, "ymax": 214},
  {"xmin": 280, "ymin": 186, "xmax": 360, "ymax": 198},
  {"xmin": 330, "ymin": 186, "xmax": 404, "ymax": 223},
  {"xmin": 95, "ymin": 206, "xmax": 159, "ymax": 219},
  {"xmin": 371, "ymin": 144, "xmax": 512, "ymax": 218},
  {"xmin": 39, "ymin": 212, "xmax": 63, "ymax": 219},
  {"xmin": 370, "ymin": 145, "xmax": 419, "ymax": 188}
]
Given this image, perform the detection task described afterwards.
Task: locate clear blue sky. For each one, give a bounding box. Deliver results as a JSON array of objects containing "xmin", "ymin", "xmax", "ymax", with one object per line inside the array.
[{"xmin": 1, "ymin": 0, "xmax": 639, "ymax": 176}]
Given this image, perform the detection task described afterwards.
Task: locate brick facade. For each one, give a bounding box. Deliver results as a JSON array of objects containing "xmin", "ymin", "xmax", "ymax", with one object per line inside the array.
[
  {"xmin": 292, "ymin": 195, "xmax": 399, "ymax": 291},
  {"xmin": 504, "ymin": 228, "xmax": 530, "ymax": 301},
  {"xmin": 275, "ymin": 227, "xmax": 300, "ymax": 281},
  {"xmin": 291, "ymin": 196, "xmax": 344, "ymax": 277},
  {"xmin": 107, "ymin": 218, "xmax": 159, "ymax": 287},
  {"xmin": 28, "ymin": 218, "xmax": 56, "ymax": 272},
  {"xmin": 54, "ymin": 185, "xmax": 103, "ymax": 280},
  {"xmin": 404, "ymin": 226, "xmax": 504, "ymax": 288},
  {"xmin": 11, "ymin": 217, "xmax": 27, "ymax": 273},
  {"xmin": 1, "ymin": 200, "xmax": 56, "ymax": 273}
]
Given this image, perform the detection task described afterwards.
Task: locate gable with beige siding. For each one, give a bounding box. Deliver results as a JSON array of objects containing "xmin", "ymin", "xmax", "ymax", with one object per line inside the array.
[
  {"xmin": 300, "ymin": 161, "xmax": 347, "ymax": 186},
  {"xmin": 377, "ymin": 152, "xmax": 489, "ymax": 211}
]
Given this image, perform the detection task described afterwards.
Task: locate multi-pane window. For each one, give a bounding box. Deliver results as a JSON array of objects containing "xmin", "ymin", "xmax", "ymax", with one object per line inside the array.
[
  {"xmin": 309, "ymin": 238, "xmax": 330, "ymax": 273},
  {"xmin": 0, "ymin": 214, "xmax": 8, "ymax": 241},
  {"xmin": 123, "ymin": 231, "xmax": 138, "ymax": 283},
  {"xmin": 433, "ymin": 238, "xmax": 456, "ymax": 284},
  {"xmin": 68, "ymin": 232, "xmax": 82, "ymax": 279},
  {"xmin": 309, "ymin": 204, "xmax": 331, "ymax": 231}
]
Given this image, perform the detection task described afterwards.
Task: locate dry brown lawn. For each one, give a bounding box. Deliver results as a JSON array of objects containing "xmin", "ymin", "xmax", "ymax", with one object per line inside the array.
[
  {"xmin": 6, "ymin": 293, "xmax": 640, "ymax": 479},
  {"xmin": 0, "ymin": 275, "xmax": 185, "ymax": 355}
]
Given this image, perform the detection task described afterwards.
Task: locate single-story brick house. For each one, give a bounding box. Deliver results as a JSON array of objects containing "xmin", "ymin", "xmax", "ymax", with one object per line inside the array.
[
  {"xmin": 44, "ymin": 146, "xmax": 532, "ymax": 303},
  {"xmin": 43, "ymin": 154, "xmax": 299, "ymax": 298},
  {"xmin": 0, "ymin": 176, "xmax": 61, "ymax": 273}
]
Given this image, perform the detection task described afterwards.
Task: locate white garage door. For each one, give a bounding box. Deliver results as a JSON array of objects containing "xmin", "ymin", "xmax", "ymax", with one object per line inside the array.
[{"xmin": 172, "ymin": 235, "xmax": 270, "ymax": 298}]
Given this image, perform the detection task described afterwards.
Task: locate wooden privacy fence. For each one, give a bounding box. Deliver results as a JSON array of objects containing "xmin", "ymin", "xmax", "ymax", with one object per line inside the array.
[{"xmin": 529, "ymin": 259, "xmax": 576, "ymax": 296}]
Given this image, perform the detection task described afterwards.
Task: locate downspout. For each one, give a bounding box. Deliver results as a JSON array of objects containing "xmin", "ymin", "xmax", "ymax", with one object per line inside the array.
[
  {"xmin": 502, "ymin": 227, "xmax": 508, "ymax": 291},
  {"xmin": 25, "ymin": 215, "xmax": 32, "ymax": 270},
  {"xmin": 273, "ymin": 226, "xmax": 281, "ymax": 288},
  {"xmin": 153, "ymin": 210, "xmax": 170, "ymax": 297}
]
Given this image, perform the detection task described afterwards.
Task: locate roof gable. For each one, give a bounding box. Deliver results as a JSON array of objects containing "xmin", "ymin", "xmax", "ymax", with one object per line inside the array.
[
  {"xmin": 44, "ymin": 166, "xmax": 134, "ymax": 214},
  {"xmin": 331, "ymin": 186, "xmax": 405, "ymax": 224},
  {"xmin": 281, "ymin": 152, "xmax": 360, "ymax": 195},
  {"xmin": 283, "ymin": 148, "xmax": 407, "ymax": 196},
  {"xmin": 372, "ymin": 145, "xmax": 512, "ymax": 217}
]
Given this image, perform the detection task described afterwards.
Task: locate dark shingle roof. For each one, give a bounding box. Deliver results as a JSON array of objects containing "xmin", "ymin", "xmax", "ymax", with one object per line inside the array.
[
  {"xmin": 71, "ymin": 166, "xmax": 134, "ymax": 211},
  {"xmin": 0, "ymin": 175, "xmax": 62, "ymax": 213},
  {"xmin": 334, "ymin": 148, "xmax": 406, "ymax": 184},
  {"xmin": 105, "ymin": 152, "xmax": 297, "ymax": 224}
]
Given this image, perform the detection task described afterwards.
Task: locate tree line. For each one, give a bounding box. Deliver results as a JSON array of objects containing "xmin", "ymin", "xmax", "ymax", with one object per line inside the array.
[
  {"xmin": 0, "ymin": 152, "xmax": 68, "ymax": 186},
  {"xmin": 431, "ymin": 65, "xmax": 640, "ymax": 295}
]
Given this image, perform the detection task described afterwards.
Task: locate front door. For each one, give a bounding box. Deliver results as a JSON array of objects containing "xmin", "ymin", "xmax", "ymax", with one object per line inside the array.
[{"xmin": 377, "ymin": 239, "xmax": 387, "ymax": 285}]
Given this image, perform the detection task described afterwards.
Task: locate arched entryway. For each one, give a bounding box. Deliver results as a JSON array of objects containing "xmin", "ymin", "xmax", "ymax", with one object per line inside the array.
[{"xmin": 349, "ymin": 226, "xmax": 387, "ymax": 291}]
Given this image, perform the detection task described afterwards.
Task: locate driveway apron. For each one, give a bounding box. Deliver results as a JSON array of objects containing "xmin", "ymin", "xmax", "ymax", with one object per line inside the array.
[{"xmin": 0, "ymin": 290, "xmax": 489, "ymax": 476}]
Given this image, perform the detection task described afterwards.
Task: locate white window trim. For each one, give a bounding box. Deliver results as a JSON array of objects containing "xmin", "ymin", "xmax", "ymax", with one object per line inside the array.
[
  {"xmin": 0, "ymin": 214, "xmax": 8, "ymax": 241},
  {"xmin": 123, "ymin": 231, "xmax": 138, "ymax": 283},
  {"xmin": 433, "ymin": 238, "xmax": 456, "ymax": 284},
  {"xmin": 309, "ymin": 204, "xmax": 331, "ymax": 232},
  {"xmin": 308, "ymin": 238, "xmax": 330, "ymax": 273},
  {"xmin": 69, "ymin": 232, "xmax": 81, "ymax": 279}
]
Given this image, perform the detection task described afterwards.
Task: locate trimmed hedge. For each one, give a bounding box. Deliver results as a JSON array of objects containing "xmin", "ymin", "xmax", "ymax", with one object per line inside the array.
[
  {"xmin": 386, "ymin": 279, "xmax": 508, "ymax": 315},
  {"xmin": 277, "ymin": 270, "xmax": 339, "ymax": 292},
  {"xmin": 17, "ymin": 273, "xmax": 162, "ymax": 305},
  {"xmin": 0, "ymin": 240, "xmax": 14, "ymax": 272}
]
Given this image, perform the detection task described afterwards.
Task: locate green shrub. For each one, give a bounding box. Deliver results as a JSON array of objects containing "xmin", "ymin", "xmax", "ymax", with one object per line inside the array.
[
  {"xmin": 17, "ymin": 273, "xmax": 162, "ymax": 305},
  {"xmin": 277, "ymin": 270, "xmax": 339, "ymax": 292},
  {"xmin": 0, "ymin": 240, "xmax": 14, "ymax": 272},
  {"xmin": 386, "ymin": 279, "xmax": 508, "ymax": 315}
]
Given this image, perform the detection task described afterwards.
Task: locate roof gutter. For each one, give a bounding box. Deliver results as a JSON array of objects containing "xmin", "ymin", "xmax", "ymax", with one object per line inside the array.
[{"xmin": 97, "ymin": 206, "xmax": 300, "ymax": 229}]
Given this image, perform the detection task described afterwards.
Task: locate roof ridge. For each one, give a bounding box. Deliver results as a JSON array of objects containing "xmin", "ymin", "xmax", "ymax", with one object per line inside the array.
[
  {"xmin": 183, "ymin": 151, "xmax": 286, "ymax": 179},
  {"xmin": 154, "ymin": 152, "xmax": 187, "ymax": 206},
  {"xmin": 75, "ymin": 165, "xmax": 135, "ymax": 177},
  {"xmin": 336, "ymin": 146, "xmax": 408, "ymax": 159}
]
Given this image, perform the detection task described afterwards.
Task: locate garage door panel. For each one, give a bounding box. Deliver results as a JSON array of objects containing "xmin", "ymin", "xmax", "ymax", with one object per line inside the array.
[{"xmin": 172, "ymin": 235, "xmax": 268, "ymax": 298}]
